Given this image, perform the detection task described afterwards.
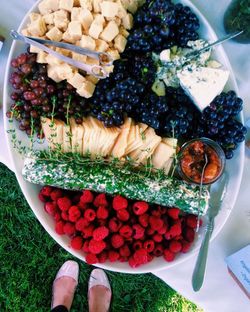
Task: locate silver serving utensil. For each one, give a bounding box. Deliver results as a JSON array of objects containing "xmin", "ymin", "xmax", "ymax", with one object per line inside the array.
[
  {"xmin": 184, "ymin": 30, "xmax": 244, "ymax": 63},
  {"xmin": 10, "ymin": 30, "xmax": 113, "ymax": 79},
  {"xmin": 192, "ymin": 174, "xmax": 228, "ymax": 291}
]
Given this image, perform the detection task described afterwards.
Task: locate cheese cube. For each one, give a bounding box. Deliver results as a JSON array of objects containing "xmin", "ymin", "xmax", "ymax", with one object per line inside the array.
[
  {"xmin": 103, "ymin": 65, "xmax": 114, "ymax": 74},
  {"xmin": 55, "ymin": 47, "xmax": 71, "ymax": 57},
  {"xmin": 59, "ymin": 0, "xmax": 74, "ymax": 12},
  {"xmin": 54, "ymin": 10, "xmax": 69, "ymax": 30},
  {"xmin": 116, "ymin": 0, "xmax": 127, "ymax": 18},
  {"xmin": 126, "ymin": 0, "xmax": 138, "ymax": 13},
  {"xmin": 92, "ymin": 14, "xmax": 105, "ymax": 25},
  {"xmin": 28, "ymin": 17, "xmax": 47, "ymax": 37},
  {"xmin": 38, "ymin": 0, "xmax": 60, "ymax": 15},
  {"xmin": 86, "ymin": 75, "xmax": 99, "ymax": 84},
  {"xmin": 29, "ymin": 13, "xmax": 41, "ymax": 22},
  {"xmin": 46, "ymin": 54, "xmax": 63, "ymax": 66},
  {"xmin": 106, "ymin": 48, "xmax": 120, "ymax": 61},
  {"xmin": 100, "ymin": 21, "xmax": 119, "ymax": 42},
  {"xmin": 100, "ymin": 1, "xmax": 119, "ymax": 18},
  {"xmin": 62, "ymin": 30, "xmax": 76, "ymax": 43},
  {"xmin": 36, "ymin": 51, "xmax": 48, "ymax": 63},
  {"xmin": 85, "ymin": 57, "xmax": 99, "ymax": 66},
  {"xmin": 114, "ymin": 34, "xmax": 127, "ymax": 52},
  {"xmin": 74, "ymin": 0, "xmax": 81, "ymax": 6},
  {"xmin": 46, "ymin": 26, "xmax": 63, "ymax": 41},
  {"xmin": 43, "ymin": 13, "xmax": 54, "ymax": 25},
  {"xmin": 68, "ymin": 21, "xmax": 82, "ymax": 40},
  {"xmin": 106, "ymin": 16, "xmax": 121, "ymax": 26},
  {"xmin": 89, "ymin": 20, "xmax": 103, "ymax": 39},
  {"xmin": 68, "ymin": 72, "xmax": 86, "ymax": 89},
  {"xmin": 57, "ymin": 63, "xmax": 75, "ymax": 80},
  {"xmin": 119, "ymin": 26, "xmax": 129, "ymax": 38},
  {"xmin": 80, "ymin": 35, "xmax": 96, "ymax": 50},
  {"xmin": 80, "ymin": 9, "xmax": 94, "ymax": 31},
  {"xmin": 93, "ymin": 0, "xmax": 102, "ymax": 12},
  {"xmin": 72, "ymin": 52, "xmax": 87, "ymax": 63},
  {"xmin": 80, "ymin": 0, "xmax": 92, "ymax": 10},
  {"xmin": 95, "ymin": 39, "xmax": 109, "ymax": 52},
  {"xmin": 30, "ymin": 45, "xmax": 43, "ymax": 54},
  {"xmin": 122, "ymin": 13, "xmax": 133, "ymax": 30},
  {"xmin": 47, "ymin": 65, "xmax": 64, "ymax": 82},
  {"xmin": 77, "ymin": 81, "xmax": 96, "ymax": 98},
  {"xmin": 71, "ymin": 7, "xmax": 81, "ymax": 20},
  {"xmin": 21, "ymin": 29, "xmax": 31, "ymax": 37}
]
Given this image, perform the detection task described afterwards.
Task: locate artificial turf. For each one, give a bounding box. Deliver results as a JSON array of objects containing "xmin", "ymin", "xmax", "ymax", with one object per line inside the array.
[{"xmin": 0, "ymin": 163, "xmax": 202, "ymax": 312}]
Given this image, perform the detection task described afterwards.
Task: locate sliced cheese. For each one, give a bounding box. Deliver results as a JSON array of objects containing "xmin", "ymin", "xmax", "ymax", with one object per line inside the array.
[
  {"xmin": 70, "ymin": 118, "xmax": 84, "ymax": 154},
  {"xmin": 112, "ymin": 117, "xmax": 132, "ymax": 158}
]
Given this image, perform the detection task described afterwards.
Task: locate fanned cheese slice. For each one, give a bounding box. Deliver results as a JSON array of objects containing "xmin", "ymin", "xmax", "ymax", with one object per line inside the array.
[
  {"xmin": 82, "ymin": 117, "xmax": 93, "ymax": 155},
  {"xmin": 112, "ymin": 117, "xmax": 132, "ymax": 158},
  {"xmin": 125, "ymin": 124, "xmax": 144, "ymax": 155},
  {"xmin": 162, "ymin": 137, "xmax": 178, "ymax": 149},
  {"xmin": 138, "ymin": 122, "xmax": 148, "ymax": 133},
  {"xmin": 100, "ymin": 127, "xmax": 121, "ymax": 156},
  {"xmin": 41, "ymin": 117, "xmax": 64, "ymax": 150},
  {"xmin": 70, "ymin": 118, "xmax": 84, "ymax": 154},
  {"xmin": 151, "ymin": 141, "xmax": 176, "ymax": 174},
  {"xmin": 129, "ymin": 128, "xmax": 161, "ymax": 164}
]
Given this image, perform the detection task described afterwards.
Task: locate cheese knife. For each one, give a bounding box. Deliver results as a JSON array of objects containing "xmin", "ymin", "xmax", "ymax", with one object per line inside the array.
[{"xmin": 192, "ymin": 174, "xmax": 228, "ymax": 291}]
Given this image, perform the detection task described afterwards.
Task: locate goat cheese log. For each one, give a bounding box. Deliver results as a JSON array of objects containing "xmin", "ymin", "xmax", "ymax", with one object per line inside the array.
[{"xmin": 22, "ymin": 153, "xmax": 209, "ymax": 215}]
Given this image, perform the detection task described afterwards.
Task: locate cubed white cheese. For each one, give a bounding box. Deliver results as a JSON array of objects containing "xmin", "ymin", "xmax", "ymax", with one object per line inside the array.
[
  {"xmin": 36, "ymin": 51, "xmax": 48, "ymax": 63},
  {"xmin": 68, "ymin": 72, "xmax": 86, "ymax": 89},
  {"xmin": 68, "ymin": 21, "xmax": 82, "ymax": 40},
  {"xmin": 114, "ymin": 34, "xmax": 127, "ymax": 53},
  {"xmin": 43, "ymin": 13, "xmax": 55, "ymax": 25},
  {"xmin": 38, "ymin": 0, "xmax": 60, "ymax": 15},
  {"xmin": 71, "ymin": 7, "xmax": 81, "ymax": 20},
  {"xmin": 100, "ymin": 21, "xmax": 119, "ymax": 42},
  {"xmin": 46, "ymin": 26, "xmax": 63, "ymax": 41},
  {"xmin": 100, "ymin": 1, "xmax": 119, "ymax": 18},
  {"xmin": 29, "ymin": 13, "xmax": 41, "ymax": 22},
  {"xmin": 80, "ymin": 9, "xmax": 94, "ymax": 31},
  {"xmin": 28, "ymin": 17, "xmax": 47, "ymax": 37},
  {"xmin": 77, "ymin": 80, "xmax": 96, "ymax": 98},
  {"xmin": 46, "ymin": 54, "xmax": 63, "ymax": 66},
  {"xmin": 59, "ymin": 0, "xmax": 74, "ymax": 12},
  {"xmin": 62, "ymin": 30, "xmax": 76, "ymax": 43},
  {"xmin": 178, "ymin": 66, "xmax": 230, "ymax": 111},
  {"xmin": 116, "ymin": 0, "xmax": 127, "ymax": 18},
  {"xmin": 122, "ymin": 13, "xmax": 133, "ymax": 30},
  {"xmin": 54, "ymin": 10, "xmax": 69, "ymax": 30},
  {"xmin": 86, "ymin": 75, "xmax": 99, "ymax": 84},
  {"xmin": 119, "ymin": 26, "xmax": 129, "ymax": 38},
  {"xmin": 72, "ymin": 51, "xmax": 87, "ymax": 63},
  {"xmin": 106, "ymin": 48, "xmax": 120, "ymax": 61},
  {"xmin": 93, "ymin": 0, "xmax": 102, "ymax": 13},
  {"xmin": 80, "ymin": 35, "xmax": 96, "ymax": 50},
  {"xmin": 95, "ymin": 39, "xmax": 109, "ymax": 52},
  {"xmin": 80, "ymin": 0, "xmax": 92, "ymax": 10},
  {"xmin": 89, "ymin": 19, "xmax": 103, "ymax": 39}
]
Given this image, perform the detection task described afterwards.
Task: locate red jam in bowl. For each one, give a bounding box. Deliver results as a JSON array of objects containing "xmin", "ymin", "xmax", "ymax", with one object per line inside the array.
[{"xmin": 179, "ymin": 139, "xmax": 225, "ymax": 185}]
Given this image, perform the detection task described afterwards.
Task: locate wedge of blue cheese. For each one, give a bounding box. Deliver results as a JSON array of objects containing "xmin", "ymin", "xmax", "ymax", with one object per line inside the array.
[{"xmin": 177, "ymin": 67, "xmax": 229, "ymax": 111}]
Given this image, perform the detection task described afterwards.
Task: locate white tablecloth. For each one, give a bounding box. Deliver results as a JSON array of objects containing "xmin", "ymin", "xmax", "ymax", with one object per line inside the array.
[{"xmin": 0, "ymin": 1, "xmax": 250, "ymax": 311}]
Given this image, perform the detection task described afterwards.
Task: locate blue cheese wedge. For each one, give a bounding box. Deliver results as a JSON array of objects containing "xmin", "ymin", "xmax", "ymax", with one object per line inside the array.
[{"xmin": 178, "ymin": 66, "xmax": 229, "ymax": 111}]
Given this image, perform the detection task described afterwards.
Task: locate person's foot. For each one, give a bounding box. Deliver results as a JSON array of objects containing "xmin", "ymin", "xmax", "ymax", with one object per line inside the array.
[
  {"xmin": 88, "ymin": 269, "xmax": 112, "ymax": 312},
  {"xmin": 51, "ymin": 260, "xmax": 79, "ymax": 311}
]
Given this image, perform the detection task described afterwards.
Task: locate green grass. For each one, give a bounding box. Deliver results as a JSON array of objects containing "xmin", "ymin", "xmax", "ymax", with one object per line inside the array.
[{"xmin": 0, "ymin": 163, "xmax": 202, "ymax": 312}]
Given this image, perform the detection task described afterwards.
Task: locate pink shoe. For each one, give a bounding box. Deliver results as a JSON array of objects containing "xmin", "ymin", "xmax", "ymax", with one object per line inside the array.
[{"xmin": 51, "ymin": 260, "xmax": 79, "ymax": 310}]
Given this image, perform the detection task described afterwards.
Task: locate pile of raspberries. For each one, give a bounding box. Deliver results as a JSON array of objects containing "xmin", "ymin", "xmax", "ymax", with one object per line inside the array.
[{"xmin": 39, "ymin": 186, "xmax": 201, "ymax": 268}]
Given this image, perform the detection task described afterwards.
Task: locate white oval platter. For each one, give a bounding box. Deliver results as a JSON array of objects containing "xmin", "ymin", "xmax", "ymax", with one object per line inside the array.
[{"xmin": 3, "ymin": 0, "xmax": 244, "ymax": 273}]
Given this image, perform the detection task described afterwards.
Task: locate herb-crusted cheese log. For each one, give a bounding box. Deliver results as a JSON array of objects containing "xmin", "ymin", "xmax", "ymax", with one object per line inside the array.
[{"xmin": 22, "ymin": 154, "xmax": 209, "ymax": 215}]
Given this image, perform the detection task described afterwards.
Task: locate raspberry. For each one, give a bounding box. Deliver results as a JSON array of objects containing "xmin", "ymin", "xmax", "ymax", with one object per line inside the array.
[
  {"xmin": 153, "ymin": 244, "xmax": 164, "ymax": 257},
  {"xmin": 152, "ymin": 210, "xmax": 161, "ymax": 217},
  {"xmin": 89, "ymin": 239, "xmax": 106, "ymax": 254},
  {"xmin": 138, "ymin": 214, "xmax": 149, "ymax": 228},
  {"xmin": 119, "ymin": 257, "xmax": 127, "ymax": 262},
  {"xmin": 117, "ymin": 209, "xmax": 129, "ymax": 221},
  {"xmin": 63, "ymin": 222, "xmax": 75, "ymax": 236},
  {"xmin": 133, "ymin": 224, "xmax": 145, "ymax": 240},
  {"xmin": 38, "ymin": 192, "xmax": 47, "ymax": 203},
  {"xmin": 71, "ymin": 236, "xmax": 83, "ymax": 250},
  {"xmin": 84, "ymin": 209, "xmax": 96, "ymax": 222},
  {"xmin": 181, "ymin": 240, "xmax": 192, "ymax": 253},
  {"xmin": 82, "ymin": 240, "xmax": 90, "ymax": 253},
  {"xmin": 93, "ymin": 193, "xmax": 108, "ymax": 207},
  {"xmin": 168, "ymin": 221, "xmax": 182, "ymax": 238},
  {"xmin": 158, "ymin": 206, "xmax": 167, "ymax": 215},
  {"xmin": 157, "ymin": 224, "xmax": 168, "ymax": 235},
  {"xmin": 50, "ymin": 189, "xmax": 63, "ymax": 201},
  {"xmin": 184, "ymin": 227, "xmax": 195, "ymax": 242},
  {"xmin": 93, "ymin": 226, "xmax": 109, "ymax": 241},
  {"xmin": 119, "ymin": 225, "xmax": 133, "ymax": 238},
  {"xmin": 153, "ymin": 234, "xmax": 163, "ymax": 243},
  {"xmin": 133, "ymin": 201, "xmax": 149, "ymax": 215},
  {"xmin": 167, "ymin": 208, "xmax": 180, "ymax": 220},
  {"xmin": 77, "ymin": 202, "xmax": 88, "ymax": 210},
  {"xmin": 169, "ymin": 240, "xmax": 182, "ymax": 253},
  {"xmin": 186, "ymin": 215, "xmax": 198, "ymax": 229},
  {"xmin": 57, "ymin": 197, "xmax": 72, "ymax": 211},
  {"xmin": 133, "ymin": 241, "xmax": 143, "ymax": 251},
  {"xmin": 164, "ymin": 249, "xmax": 175, "ymax": 262},
  {"xmin": 54, "ymin": 212, "xmax": 61, "ymax": 222},
  {"xmin": 55, "ymin": 221, "xmax": 65, "ymax": 235},
  {"xmin": 108, "ymin": 217, "xmax": 122, "ymax": 233},
  {"xmin": 98, "ymin": 251, "xmax": 108, "ymax": 263},
  {"xmin": 119, "ymin": 244, "xmax": 131, "ymax": 257},
  {"xmin": 108, "ymin": 250, "xmax": 120, "ymax": 262},
  {"xmin": 133, "ymin": 249, "xmax": 148, "ymax": 265},
  {"xmin": 146, "ymin": 228, "xmax": 155, "ymax": 236},
  {"xmin": 75, "ymin": 218, "xmax": 89, "ymax": 231},
  {"xmin": 111, "ymin": 234, "xmax": 124, "ymax": 249},
  {"xmin": 149, "ymin": 216, "xmax": 163, "ymax": 231},
  {"xmin": 86, "ymin": 253, "xmax": 98, "ymax": 264},
  {"xmin": 82, "ymin": 225, "xmax": 94, "ymax": 238},
  {"xmin": 143, "ymin": 240, "xmax": 155, "ymax": 253},
  {"xmin": 61, "ymin": 212, "xmax": 69, "ymax": 221},
  {"xmin": 128, "ymin": 257, "xmax": 138, "ymax": 268},
  {"xmin": 97, "ymin": 206, "xmax": 109, "ymax": 219},
  {"xmin": 68, "ymin": 206, "xmax": 81, "ymax": 222},
  {"xmin": 98, "ymin": 219, "xmax": 107, "ymax": 227},
  {"xmin": 80, "ymin": 190, "xmax": 94, "ymax": 203},
  {"xmin": 113, "ymin": 195, "xmax": 128, "ymax": 211},
  {"xmin": 147, "ymin": 254, "xmax": 154, "ymax": 263},
  {"xmin": 44, "ymin": 202, "xmax": 57, "ymax": 216},
  {"xmin": 41, "ymin": 186, "xmax": 53, "ymax": 197}
]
